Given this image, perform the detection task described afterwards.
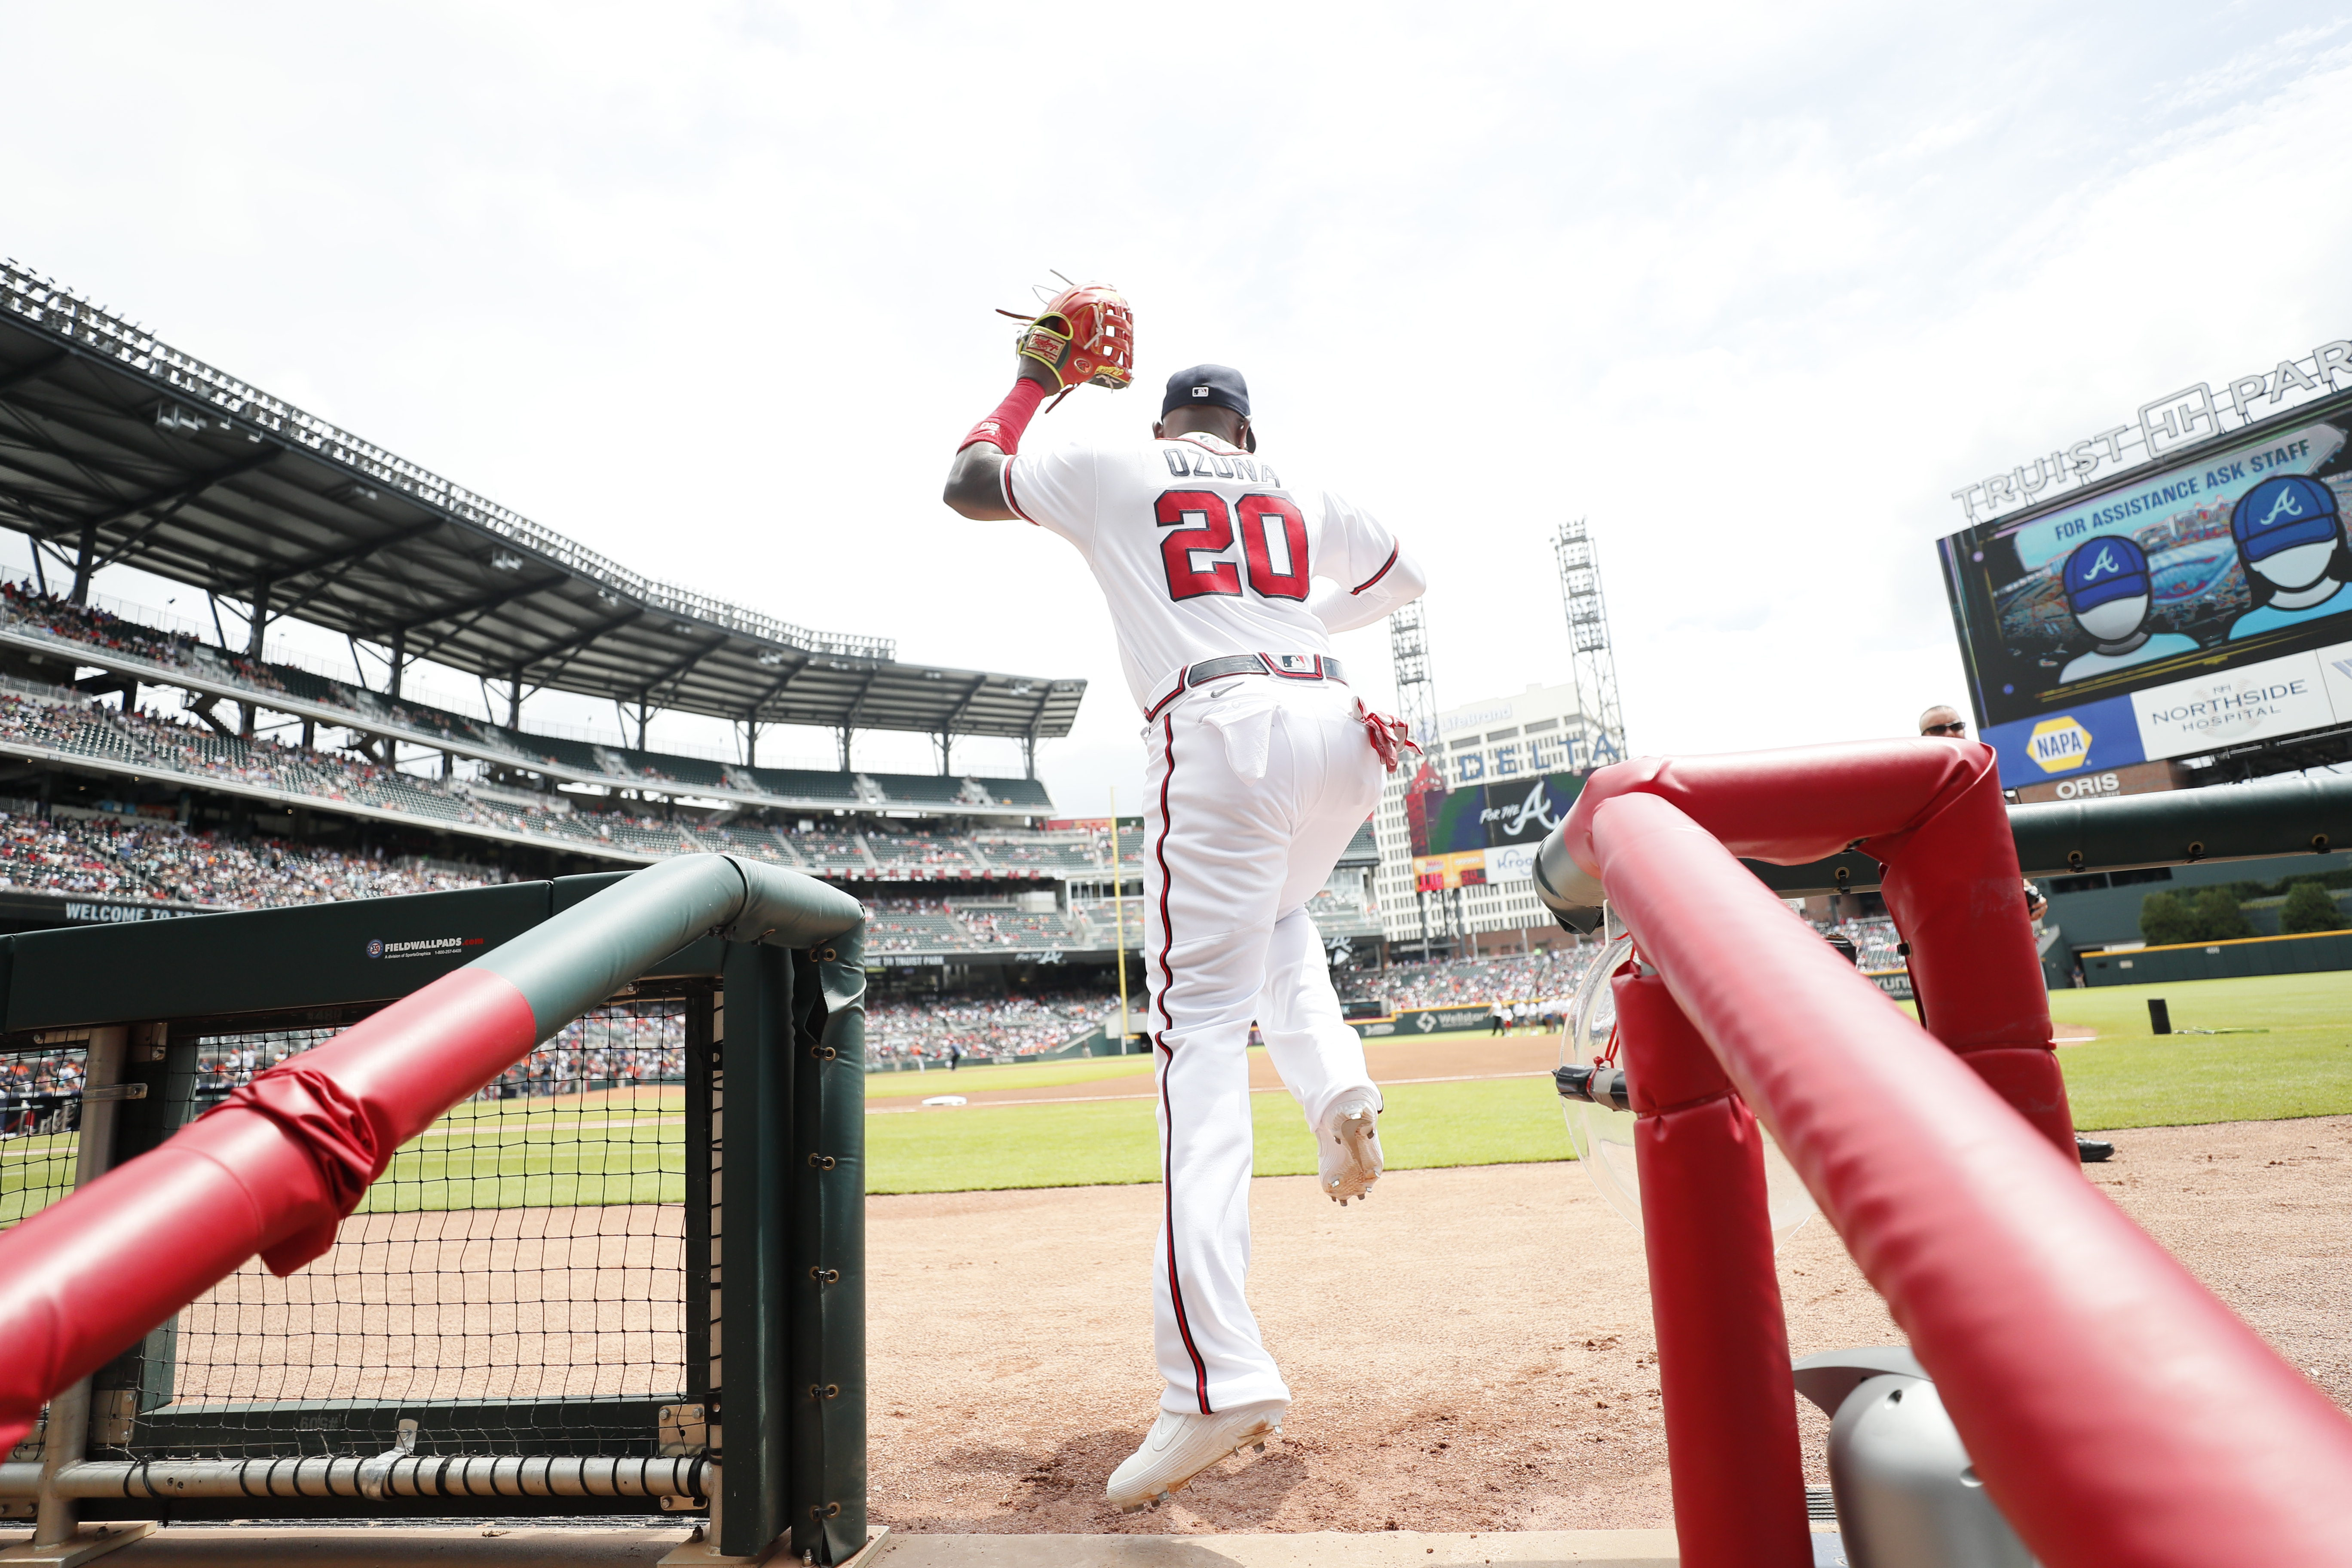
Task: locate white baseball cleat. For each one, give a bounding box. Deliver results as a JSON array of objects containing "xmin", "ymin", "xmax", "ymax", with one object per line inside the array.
[
  {"xmin": 1104, "ymin": 1399, "xmax": 1286, "ymax": 1512},
  {"xmin": 1319, "ymin": 1095, "xmax": 1382, "ymax": 1205}
]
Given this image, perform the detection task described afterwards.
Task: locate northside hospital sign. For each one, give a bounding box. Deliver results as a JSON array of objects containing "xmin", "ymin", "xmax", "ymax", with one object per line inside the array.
[{"xmin": 1951, "ymin": 337, "xmax": 2352, "ymax": 525}]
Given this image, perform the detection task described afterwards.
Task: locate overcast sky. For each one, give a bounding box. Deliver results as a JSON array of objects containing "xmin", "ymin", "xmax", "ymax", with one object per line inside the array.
[{"xmin": 3, "ymin": 2, "xmax": 2347, "ymax": 812}]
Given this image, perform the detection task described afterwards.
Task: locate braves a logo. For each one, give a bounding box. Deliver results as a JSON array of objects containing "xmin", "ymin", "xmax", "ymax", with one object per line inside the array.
[
  {"xmin": 1481, "ymin": 779, "xmax": 1563, "ymax": 837},
  {"xmin": 2257, "ymin": 489, "xmax": 2309, "ymax": 529},
  {"xmin": 2078, "ymin": 544, "xmax": 2127, "ymax": 580}
]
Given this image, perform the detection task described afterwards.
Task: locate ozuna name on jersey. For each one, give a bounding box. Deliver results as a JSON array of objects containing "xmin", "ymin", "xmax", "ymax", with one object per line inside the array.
[{"xmin": 1162, "ymin": 447, "xmax": 1283, "ymax": 487}]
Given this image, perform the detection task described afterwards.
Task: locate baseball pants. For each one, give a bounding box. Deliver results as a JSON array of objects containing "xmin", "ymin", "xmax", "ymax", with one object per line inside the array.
[{"xmin": 1142, "ymin": 678, "xmax": 1384, "ymax": 1414}]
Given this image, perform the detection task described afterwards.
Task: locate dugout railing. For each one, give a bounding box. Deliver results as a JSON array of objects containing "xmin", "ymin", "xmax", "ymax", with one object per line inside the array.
[
  {"xmin": 0, "ymin": 859, "xmax": 867, "ymax": 1566},
  {"xmin": 1535, "ymin": 743, "xmax": 2352, "ymax": 1567}
]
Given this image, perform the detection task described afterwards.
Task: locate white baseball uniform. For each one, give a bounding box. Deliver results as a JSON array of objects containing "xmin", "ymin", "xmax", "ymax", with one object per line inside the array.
[{"xmin": 1004, "ymin": 430, "xmax": 1426, "ymax": 1414}]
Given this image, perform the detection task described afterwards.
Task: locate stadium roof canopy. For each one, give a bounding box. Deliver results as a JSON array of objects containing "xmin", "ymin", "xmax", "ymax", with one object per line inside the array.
[{"xmin": 0, "ymin": 261, "xmax": 1083, "ymax": 744}]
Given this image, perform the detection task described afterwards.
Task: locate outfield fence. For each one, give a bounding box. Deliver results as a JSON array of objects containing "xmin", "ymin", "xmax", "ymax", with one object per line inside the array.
[{"xmin": 2080, "ymin": 926, "xmax": 2352, "ymax": 985}]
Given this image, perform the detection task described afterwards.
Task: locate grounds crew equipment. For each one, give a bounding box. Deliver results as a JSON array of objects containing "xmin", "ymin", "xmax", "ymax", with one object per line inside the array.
[
  {"xmin": 0, "ymin": 855, "xmax": 867, "ymax": 1566},
  {"xmin": 1533, "ymin": 740, "xmax": 2352, "ymax": 1568}
]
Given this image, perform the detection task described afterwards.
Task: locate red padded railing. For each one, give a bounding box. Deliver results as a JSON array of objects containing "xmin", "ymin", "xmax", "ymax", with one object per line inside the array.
[
  {"xmin": 1553, "ymin": 744, "xmax": 2352, "ymax": 1567},
  {"xmin": 1557, "ymin": 740, "xmax": 2072, "ymax": 1151}
]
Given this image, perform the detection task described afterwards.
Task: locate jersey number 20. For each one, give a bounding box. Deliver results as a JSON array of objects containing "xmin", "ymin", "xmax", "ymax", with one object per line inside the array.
[{"xmin": 1156, "ymin": 490, "xmax": 1309, "ymax": 603}]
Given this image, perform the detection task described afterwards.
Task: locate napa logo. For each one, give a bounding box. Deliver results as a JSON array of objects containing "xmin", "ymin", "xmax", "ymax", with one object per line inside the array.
[{"xmin": 2027, "ymin": 715, "xmax": 2094, "ymax": 773}]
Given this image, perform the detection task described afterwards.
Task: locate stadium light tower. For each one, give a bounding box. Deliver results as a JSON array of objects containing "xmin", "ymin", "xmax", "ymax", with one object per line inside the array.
[
  {"xmin": 1553, "ymin": 518, "xmax": 1628, "ymax": 768},
  {"xmin": 1387, "ymin": 600, "xmax": 1438, "ymax": 750},
  {"xmin": 1384, "ymin": 600, "xmax": 1459, "ymax": 955}
]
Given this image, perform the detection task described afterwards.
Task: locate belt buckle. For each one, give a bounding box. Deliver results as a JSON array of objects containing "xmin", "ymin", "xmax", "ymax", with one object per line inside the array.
[{"xmin": 1263, "ymin": 653, "xmax": 1320, "ymax": 680}]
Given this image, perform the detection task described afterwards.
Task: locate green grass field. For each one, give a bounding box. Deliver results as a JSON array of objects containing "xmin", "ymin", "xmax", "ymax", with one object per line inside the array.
[
  {"xmin": 864, "ymin": 1069, "xmax": 1562, "ymax": 1195},
  {"xmin": 6, "ymin": 972, "xmax": 2347, "ymax": 1217},
  {"xmin": 0, "ymin": 1134, "xmax": 77, "ymax": 1228},
  {"xmin": 359, "ymin": 1101, "xmax": 687, "ymax": 1212},
  {"xmin": 0, "ymin": 1096, "xmax": 698, "ymax": 1225},
  {"xmin": 2048, "ymin": 971, "xmax": 2352, "ymax": 1130},
  {"xmin": 865, "ymin": 1054, "xmax": 1152, "ymax": 1099},
  {"xmin": 857, "ymin": 973, "xmax": 2352, "ymax": 1193}
]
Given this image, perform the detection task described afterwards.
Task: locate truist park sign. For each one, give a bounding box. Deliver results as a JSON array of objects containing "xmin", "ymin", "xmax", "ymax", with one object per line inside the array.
[{"xmin": 1951, "ymin": 337, "xmax": 2352, "ymax": 524}]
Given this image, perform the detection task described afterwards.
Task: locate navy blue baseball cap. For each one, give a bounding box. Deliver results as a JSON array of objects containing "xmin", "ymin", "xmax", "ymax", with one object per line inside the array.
[
  {"xmin": 1162, "ymin": 364, "xmax": 1250, "ymax": 419},
  {"xmin": 2062, "ymin": 535, "xmax": 2151, "ymax": 613},
  {"xmin": 2232, "ymin": 475, "xmax": 2340, "ymax": 563}
]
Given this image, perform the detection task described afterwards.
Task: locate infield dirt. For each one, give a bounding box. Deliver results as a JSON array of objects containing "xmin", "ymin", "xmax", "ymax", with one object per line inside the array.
[{"xmin": 867, "ymin": 1114, "xmax": 2352, "ymax": 1536}]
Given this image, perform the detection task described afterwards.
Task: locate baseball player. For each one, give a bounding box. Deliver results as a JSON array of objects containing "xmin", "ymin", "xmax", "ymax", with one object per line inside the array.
[{"xmin": 942, "ymin": 285, "xmax": 1428, "ymax": 1511}]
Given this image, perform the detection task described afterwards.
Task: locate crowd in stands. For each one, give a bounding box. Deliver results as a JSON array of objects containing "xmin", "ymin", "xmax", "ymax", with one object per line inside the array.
[
  {"xmin": 478, "ymin": 1010, "xmax": 688, "ymax": 1099},
  {"xmin": 1348, "ymin": 916, "xmax": 1909, "ymax": 1017},
  {"xmin": 0, "ymin": 582, "xmax": 288, "ymax": 698},
  {"xmin": 1830, "ymin": 916, "xmax": 1904, "ymax": 970},
  {"xmin": 0, "ymin": 680, "xmax": 1126, "ymax": 888},
  {"xmin": 867, "ymin": 991, "xmax": 1105, "ymax": 1063},
  {"xmin": 1305, "ymin": 886, "xmax": 1380, "ymax": 932},
  {"xmin": 1363, "ymin": 947, "xmax": 1597, "ymax": 1012},
  {"xmin": 0, "ymin": 686, "xmax": 675, "ymax": 848},
  {"xmin": 0, "ymin": 807, "xmax": 1155, "ymax": 970},
  {"xmin": 0, "ymin": 810, "xmax": 497, "ymax": 907},
  {"xmin": 0, "ymin": 582, "xmax": 602, "ymax": 776},
  {"xmin": 0, "ymin": 582, "xmax": 1050, "ymax": 814},
  {"xmin": 0, "ymin": 1051, "xmax": 85, "ymax": 1141},
  {"xmin": 1077, "ymin": 821, "xmax": 1145, "ymax": 867},
  {"xmin": 1, "ymin": 1011, "xmax": 689, "ymax": 1152}
]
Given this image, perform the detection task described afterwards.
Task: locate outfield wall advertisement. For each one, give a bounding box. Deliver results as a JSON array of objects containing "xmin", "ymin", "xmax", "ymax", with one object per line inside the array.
[
  {"xmin": 1938, "ymin": 389, "xmax": 2352, "ymax": 785},
  {"xmin": 1406, "ymin": 769, "xmax": 1586, "ymax": 891},
  {"xmin": 1352, "ymin": 1004, "xmax": 1495, "ymax": 1038}
]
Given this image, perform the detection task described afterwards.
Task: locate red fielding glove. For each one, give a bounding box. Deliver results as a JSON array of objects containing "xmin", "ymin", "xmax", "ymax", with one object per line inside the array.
[{"xmin": 961, "ymin": 377, "xmax": 1049, "ymax": 454}]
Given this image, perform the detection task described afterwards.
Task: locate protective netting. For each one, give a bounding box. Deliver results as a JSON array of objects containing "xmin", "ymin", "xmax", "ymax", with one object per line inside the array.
[
  {"xmin": 0, "ymin": 1041, "xmax": 85, "ymax": 1228},
  {"xmin": 1, "ymin": 1004, "xmax": 692, "ymax": 1462},
  {"xmin": 2, "ymin": 1041, "xmax": 86, "ymax": 1463}
]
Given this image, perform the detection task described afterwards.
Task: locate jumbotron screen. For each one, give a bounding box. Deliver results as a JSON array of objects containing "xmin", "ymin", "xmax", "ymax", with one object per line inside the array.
[
  {"xmin": 1938, "ymin": 390, "xmax": 2352, "ymax": 787},
  {"xmin": 1405, "ymin": 768, "xmax": 1586, "ymax": 891}
]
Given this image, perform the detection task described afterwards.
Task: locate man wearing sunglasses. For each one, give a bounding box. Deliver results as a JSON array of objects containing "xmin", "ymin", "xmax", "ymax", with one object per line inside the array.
[{"xmin": 1913, "ymin": 707, "xmax": 2108, "ymax": 1158}]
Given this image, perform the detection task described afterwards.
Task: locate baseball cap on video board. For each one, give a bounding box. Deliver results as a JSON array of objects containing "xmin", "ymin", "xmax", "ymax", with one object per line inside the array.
[
  {"xmin": 2231, "ymin": 475, "xmax": 2341, "ymax": 563},
  {"xmin": 2061, "ymin": 535, "xmax": 2150, "ymax": 613},
  {"xmin": 1162, "ymin": 364, "xmax": 1250, "ymax": 419}
]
